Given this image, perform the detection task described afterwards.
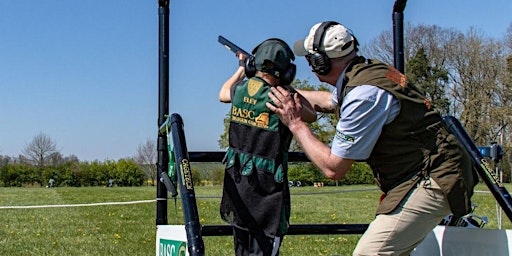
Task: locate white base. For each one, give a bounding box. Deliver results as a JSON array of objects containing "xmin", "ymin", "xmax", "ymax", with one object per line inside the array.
[
  {"xmin": 156, "ymin": 225, "xmax": 512, "ymax": 256},
  {"xmin": 412, "ymin": 225, "xmax": 512, "ymax": 255}
]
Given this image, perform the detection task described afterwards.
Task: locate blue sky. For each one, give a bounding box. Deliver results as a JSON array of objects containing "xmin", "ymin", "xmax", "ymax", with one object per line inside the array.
[{"xmin": 1, "ymin": 0, "xmax": 511, "ymax": 161}]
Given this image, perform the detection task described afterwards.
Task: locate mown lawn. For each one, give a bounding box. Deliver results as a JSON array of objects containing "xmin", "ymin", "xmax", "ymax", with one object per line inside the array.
[{"xmin": 0, "ymin": 184, "xmax": 510, "ymax": 255}]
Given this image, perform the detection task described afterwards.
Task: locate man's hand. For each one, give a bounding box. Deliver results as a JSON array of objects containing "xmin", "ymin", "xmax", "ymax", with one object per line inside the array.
[
  {"xmin": 268, "ymin": 86, "xmax": 352, "ymax": 180},
  {"xmin": 266, "ymin": 86, "xmax": 303, "ymax": 129}
]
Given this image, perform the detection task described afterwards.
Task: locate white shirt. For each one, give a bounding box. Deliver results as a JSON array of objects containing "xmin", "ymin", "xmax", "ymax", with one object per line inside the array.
[{"xmin": 331, "ymin": 84, "xmax": 400, "ymax": 160}]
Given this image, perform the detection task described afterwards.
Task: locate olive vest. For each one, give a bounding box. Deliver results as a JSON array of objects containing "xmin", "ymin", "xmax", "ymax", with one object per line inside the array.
[
  {"xmin": 341, "ymin": 57, "xmax": 476, "ymax": 217},
  {"xmin": 220, "ymin": 77, "xmax": 292, "ymax": 237}
]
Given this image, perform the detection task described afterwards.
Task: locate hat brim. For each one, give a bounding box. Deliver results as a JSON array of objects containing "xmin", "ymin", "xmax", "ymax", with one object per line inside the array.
[{"xmin": 293, "ymin": 39, "xmax": 309, "ymax": 56}]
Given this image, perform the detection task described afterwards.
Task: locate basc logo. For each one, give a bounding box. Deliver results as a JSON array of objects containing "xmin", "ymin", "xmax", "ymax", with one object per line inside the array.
[{"xmin": 159, "ymin": 238, "xmax": 187, "ymax": 256}]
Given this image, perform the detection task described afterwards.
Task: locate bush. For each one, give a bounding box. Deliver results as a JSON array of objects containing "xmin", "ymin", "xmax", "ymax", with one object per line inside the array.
[
  {"xmin": 114, "ymin": 159, "xmax": 145, "ymax": 186},
  {"xmin": 288, "ymin": 163, "xmax": 326, "ymax": 186},
  {"xmin": 338, "ymin": 162, "xmax": 375, "ymax": 185},
  {"xmin": 288, "ymin": 162, "xmax": 375, "ymax": 186}
]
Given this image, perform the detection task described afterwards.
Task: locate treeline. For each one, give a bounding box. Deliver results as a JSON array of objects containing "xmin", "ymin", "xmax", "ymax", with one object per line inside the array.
[
  {"xmin": 288, "ymin": 162, "xmax": 375, "ymax": 186},
  {"xmin": 193, "ymin": 162, "xmax": 375, "ymax": 186},
  {"xmin": 0, "ymin": 133, "xmax": 156, "ymax": 187},
  {"xmin": 0, "ymin": 157, "xmax": 377, "ymax": 188},
  {"xmin": 0, "ymin": 158, "xmax": 145, "ymax": 187}
]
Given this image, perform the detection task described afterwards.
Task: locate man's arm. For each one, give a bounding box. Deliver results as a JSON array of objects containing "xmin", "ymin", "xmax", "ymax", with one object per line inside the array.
[
  {"xmin": 267, "ymin": 86, "xmax": 354, "ymax": 179},
  {"xmin": 297, "ymin": 92, "xmax": 317, "ymax": 123},
  {"xmin": 286, "ymin": 117, "xmax": 354, "ymax": 179},
  {"xmin": 283, "ymin": 86, "xmax": 317, "ymax": 123},
  {"xmin": 296, "ymin": 89, "xmax": 336, "ymax": 113}
]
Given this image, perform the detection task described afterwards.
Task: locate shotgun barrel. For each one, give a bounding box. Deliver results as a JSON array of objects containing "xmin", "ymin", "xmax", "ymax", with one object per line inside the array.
[{"xmin": 218, "ymin": 35, "xmax": 251, "ymax": 57}]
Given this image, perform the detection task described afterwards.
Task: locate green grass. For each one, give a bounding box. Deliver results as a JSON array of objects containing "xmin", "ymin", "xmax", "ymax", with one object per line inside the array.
[{"xmin": 0, "ymin": 184, "xmax": 510, "ymax": 255}]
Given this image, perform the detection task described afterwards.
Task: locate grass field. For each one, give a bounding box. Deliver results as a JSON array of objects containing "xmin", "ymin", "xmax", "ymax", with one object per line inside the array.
[{"xmin": 0, "ymin": 184, "xmax": 511, "ymax": 255}]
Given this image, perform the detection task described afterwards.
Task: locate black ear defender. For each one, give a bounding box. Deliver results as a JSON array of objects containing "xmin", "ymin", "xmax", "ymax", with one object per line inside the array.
[
  {"xmin": 245, "ymin": 40, "xmax": 264, "ymax": 78},
  {"xmin": 308, "ymin": 21, "xmax": 339, "ymax": 75},
  {"xmin": 245, "ymin": 55, "xmax": 257, "ymax": 78},
  {"xmin": 279, "ymin": 60, "xmax": 296, "ymax": 85},
  {"xmin": 245, "ymin": 38, "xmax": 296, "ymax": 85},
  {"xmin": 308, "ymin": 21, "xmax": 359, "ymax": 75}
]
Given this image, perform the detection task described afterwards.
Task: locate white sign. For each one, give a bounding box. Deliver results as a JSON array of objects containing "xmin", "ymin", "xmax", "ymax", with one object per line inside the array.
[{"xmin": 156, "ymin": 225, "xmax": 189, "ymax": 256}]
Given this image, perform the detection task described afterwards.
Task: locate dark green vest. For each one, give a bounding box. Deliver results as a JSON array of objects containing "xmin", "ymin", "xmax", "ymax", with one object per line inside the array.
[
  {"xmin": 341, "ymin": 57, "xmax": 476, "ymax": 217},
  {"xmin": 220, "ymin": 77, "xmax": 292, "ymax": 237}
]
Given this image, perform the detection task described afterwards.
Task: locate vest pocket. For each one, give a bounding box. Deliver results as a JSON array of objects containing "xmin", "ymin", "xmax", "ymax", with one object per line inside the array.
[
  {"xmin": 274, "ymin": 164, "xmax": 284, "ymax": 183},
  {"xmin": 224, "ymin": 149, "xmax": 284, "ymax": 181},
  {"xmin": 241, "ymin": 158, "xmax": 254, "ymax": 176},
  {"xmin": 223, "ymin": 149, "xmax": 236, "ymax": 169}
]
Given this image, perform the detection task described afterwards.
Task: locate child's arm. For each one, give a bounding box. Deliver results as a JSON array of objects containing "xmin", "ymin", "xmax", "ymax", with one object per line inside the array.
[{"xmin": 219, "ymin": 53, "xmax": 246, "ymax": 103}]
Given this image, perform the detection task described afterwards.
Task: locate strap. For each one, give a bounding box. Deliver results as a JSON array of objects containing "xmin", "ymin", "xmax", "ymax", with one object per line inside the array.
[{"xmin": 313, "ymin": 21, "xmax": 339, "ymax": 52}]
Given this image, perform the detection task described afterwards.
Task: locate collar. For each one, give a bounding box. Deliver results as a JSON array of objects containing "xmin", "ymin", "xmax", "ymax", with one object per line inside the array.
[{"xmin": 335, "ymin": 60, "xmax": 353, "ymax": 102}]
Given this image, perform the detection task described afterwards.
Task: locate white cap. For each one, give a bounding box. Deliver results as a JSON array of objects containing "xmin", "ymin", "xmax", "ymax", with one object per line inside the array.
[{"xmin": 293, "ymin": 22, "xmax": 356, "ymax": 59}]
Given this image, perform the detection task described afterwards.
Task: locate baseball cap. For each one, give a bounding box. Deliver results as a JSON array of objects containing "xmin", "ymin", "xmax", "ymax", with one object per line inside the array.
[
  {"xmin": 253, "ymin": 39, "xmax": 294, "ymax": 77},
  {"xmin": 293, "ymin": 22, "xmax": 356, "ymax": 59}
]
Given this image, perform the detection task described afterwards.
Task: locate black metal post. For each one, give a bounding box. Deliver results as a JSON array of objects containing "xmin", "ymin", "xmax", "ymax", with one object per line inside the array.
[
  {"xmin": 156, "ymin": 0, "xmax": 170, "ymax": 226},
  {"xmin": 170, "ymin": 114, "xmax": 205, "ymax": 256},
  {"xmin": 201, "ymin": 224, "xmax": 368, "ymax": 236},
  {"xmin": 443, "ymin": 116, "xmax": 512, "ymax": 222},
  {"xmin": 392, "ymin": 0, "xmax": 407, "ymax": 73}
]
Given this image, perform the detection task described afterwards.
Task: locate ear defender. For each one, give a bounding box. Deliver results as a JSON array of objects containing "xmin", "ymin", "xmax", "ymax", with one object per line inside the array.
[
  {"xmin": 308, "ymin": 21, "xmax": 339, "ymax": 75},
  {"xmin": 279, "ymin": 62, "xmax": 296, "ymax": 85},
  {"xmin": 244, "ymin": 56, "xmax": 257, "ymax": 78},
  {"xmin": 244, "ymin": 38, "xmax": 296, "ymax": 85}
]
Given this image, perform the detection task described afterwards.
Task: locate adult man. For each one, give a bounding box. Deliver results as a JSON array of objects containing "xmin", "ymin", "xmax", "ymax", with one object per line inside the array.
[
  {"xmin": 266, "ymin": 21, "xmax": 477, "ymax": 255},
  {"xmin": 219, "ymin": 38, "xmax": 315, "ymax": 256}
]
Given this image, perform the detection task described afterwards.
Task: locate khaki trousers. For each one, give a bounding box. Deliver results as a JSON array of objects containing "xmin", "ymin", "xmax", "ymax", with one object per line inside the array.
[{"xmin": 353, "ymin": 178, "xmax": 451, "ymax": 256}]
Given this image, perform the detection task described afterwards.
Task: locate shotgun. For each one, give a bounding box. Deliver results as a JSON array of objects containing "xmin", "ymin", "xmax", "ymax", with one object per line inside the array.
[{"xmin": 218, "ymin": 35, "xmax": 251, "ymax": 57}]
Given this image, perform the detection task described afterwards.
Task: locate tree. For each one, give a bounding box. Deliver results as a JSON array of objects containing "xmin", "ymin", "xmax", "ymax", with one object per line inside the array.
[
  {"xmin": 0, "ymin": 155, "xmax": 12, "ymax": 168},
  {"xmin": 366, "ymin": 24, "xmax": 511, "ymax": 146},
  {"xmin": 113, "ymin": 158, "xmax": 145, "ymax": 186},
  {"xmin": 506, "ymin": 22, "xmax": 512, "ymax": 51},
  {"xmin": 218, "ymin": 112, "xmax": 230, "ymax": 149},
  {"xmin": 446, "ymin": 28, "xmax": 509, "ymax": 145},
  {"xmin": 23, "ymin": 132, "xmax": 58, "ymax": 168},
  {"xmin": 47, "ymin": 152, "xmax": 65, "ymax": 167},
  {"xmin": 135, "ymin": 138, "xmax": 157, "ymax": 185},
  {"xmin": 362, "ymin": 28, "xmax": 394, "ymax": 65},
  {"xmin": 406, "ymin": 47, "xmax": 450, "ymax": 114},
  {"xmin": 364, "ymin": 23, "xmax": 460, "ymax": 69}
]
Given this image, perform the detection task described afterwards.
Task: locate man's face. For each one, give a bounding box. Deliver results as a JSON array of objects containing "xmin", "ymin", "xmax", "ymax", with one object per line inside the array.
[
  {"xmin": 304, "ymin": 54, "xmax": 328, "ymax": 83},
  {"xmin": 314, "ymin": 72, "xmax": 328, "ymax": 83},
  {"xmin": 305, "ymin": 54, "xmax": 319, "ymax": 73},
  {"xmin": 305, "ymin": 53, "xmax": 331, "ymax": 80}
]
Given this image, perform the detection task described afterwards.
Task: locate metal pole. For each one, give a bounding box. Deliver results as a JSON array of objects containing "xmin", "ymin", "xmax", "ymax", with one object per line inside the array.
[
  {"xmin": 496, "ymin": 161, "xmax": 502, "ymax": 229},
  {"xmin": 392, "ymin": 0, "xmax": 407, "ymax": 73},
  {"xmin": 156, "ymin": 0, "xmax": 170, "ymax": 226},
  {"xmin": 492, "ymin": 141, "xmax": 505, "ymax": 229},
  {"xmin": 171, "ymin": 114, "xmax": 205, "ymax": 256},
  {"xmin": 443, "ymin": 116, "xmax": 512, "ymax": 222}
]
